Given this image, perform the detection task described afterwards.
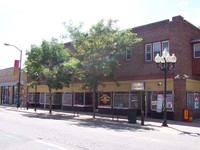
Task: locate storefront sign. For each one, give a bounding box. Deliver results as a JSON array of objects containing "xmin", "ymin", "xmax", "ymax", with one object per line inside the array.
[
  {"xmin": 100, "ymin": 94, "xmax": 110, "ymax": 105},
  {"xmin": 131, "ymin": 82, "xmax": 144, "ymax": 91}
]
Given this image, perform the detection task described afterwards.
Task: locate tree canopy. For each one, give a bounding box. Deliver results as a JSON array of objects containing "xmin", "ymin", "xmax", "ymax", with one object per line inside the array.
[
  {"xmin": 25, "ymin": 38, "xmax": 72, "ymax": 114},
  {"xmin": 64, "ymin": 19, "xmax": 142, "ymax": 118}
]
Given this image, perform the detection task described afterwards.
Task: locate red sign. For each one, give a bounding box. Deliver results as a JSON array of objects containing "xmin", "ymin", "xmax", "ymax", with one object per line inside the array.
[
  {"xmin": 194, "ymin": 93, "xmax": 199, "ymax": 101},
  {"xmin": 14, "ymin": 60, "xmax": 19, "ymax": 78}
]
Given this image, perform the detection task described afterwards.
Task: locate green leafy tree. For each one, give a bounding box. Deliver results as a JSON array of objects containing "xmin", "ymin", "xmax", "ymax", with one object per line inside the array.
[
  {"xmin": 26, "ymin": 38, "xmax": 72, "ymax": 114},
  {"xmin": 64, "ymin": 19, "xmax": 142, "ymax": 118},
  {"xmin": 25, "ymin": 45, "xmax": 43, "ymax": 111}
]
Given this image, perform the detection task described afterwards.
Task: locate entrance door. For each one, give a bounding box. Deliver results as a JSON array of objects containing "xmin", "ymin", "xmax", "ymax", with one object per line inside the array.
[
  {"xmin": 141, "ymin": 91, "xmax": 151, "ymax": 117},
  {"xmin": 142, "ymin": 92, "xmax": 145, "ymax": 114},
  {"xmin": 1, "ymin": 86, "xmax": 9, "ymax": 104}
]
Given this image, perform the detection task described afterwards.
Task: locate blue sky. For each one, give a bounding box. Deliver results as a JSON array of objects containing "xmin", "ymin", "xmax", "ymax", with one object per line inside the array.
[{"xmin": 0, "ymin": 0, "xmax": 200, "ymax": 69}]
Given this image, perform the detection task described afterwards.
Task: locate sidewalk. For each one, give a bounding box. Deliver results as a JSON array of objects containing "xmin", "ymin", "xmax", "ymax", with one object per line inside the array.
[{"xmin": 1, "ymin": 104, "xmax": 200, "ymax": 136}]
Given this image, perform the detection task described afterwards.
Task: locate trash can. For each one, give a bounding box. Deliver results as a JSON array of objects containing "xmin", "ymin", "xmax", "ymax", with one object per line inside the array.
[
  {"xmin": 128, "ymin": 109, "xmax": 137, "ymax": 123},
  {"xmin": 182, "ymin": 108, "xmax": 193, "ymax": 122}
]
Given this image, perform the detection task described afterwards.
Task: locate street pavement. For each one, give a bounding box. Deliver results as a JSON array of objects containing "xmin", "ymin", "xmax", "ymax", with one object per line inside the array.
[{"xmin": 1, "ymin": 104, "xmax": 200, "ymax": 137}]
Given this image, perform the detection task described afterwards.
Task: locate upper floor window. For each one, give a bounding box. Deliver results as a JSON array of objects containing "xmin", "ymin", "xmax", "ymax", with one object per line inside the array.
[
  {"xmin": 194, "ymin": 43, "xmax": 200, "ymax": 58},
  {"xmin": 162, "ymin": 41, "xmax": 169, "ymax": 52},
  {"xmin": 153, "ymin": 42, "xmax": 161, "ymax": 59},
  {"xmin": 145, "ymin": 44, "xmax": 152, "ymax": 61},
  {"xmin": 126, "ymin": 48, "xmax": 132, "ymax": 61}
]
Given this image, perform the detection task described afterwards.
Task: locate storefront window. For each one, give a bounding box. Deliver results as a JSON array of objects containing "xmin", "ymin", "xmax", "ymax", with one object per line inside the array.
[
  {"xmin": 62, "ymin": 93, "xmax": 72, "ymax": 106},
  {"xmin": 39, "ymin": 93, "xmax": 46, "ymax": 104},
  {"xmin": 28, "ymin": 93, "xmax": 34, "ymax": 103},
  {"xmin": 187, "ymin": 92, "xmax": 200, "ymax": 109},
  {"xmin": 75, "ymin": 93, "xmax": 84, "ymax": 105},
  {"xmin": 46, "ymin": 93, "xmax": 53, "ymax": 104},
  {"xmin": 29, "ymin": 93, "xmax": 40, "ymax": 104},
  {"xmin": 151, "ymin": 91, "xmax": 174, "ymax": 112},
  {"xmin": 85, "ymin": 93, "xmax": 92, "ymax": 105},
  {"xmin": 113, "ymin": 92, "xmax": 129, "ymax": 108},
  {"xmin": 53, "ymin": 93, "xmax": 62, "ymax": 105},
  {"xmin": 130, "ymin": 93, "xmax": 139, "ymax": 109}
]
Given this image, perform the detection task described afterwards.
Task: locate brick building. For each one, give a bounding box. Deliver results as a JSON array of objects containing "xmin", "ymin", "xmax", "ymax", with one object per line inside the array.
[
  {"xmin": 2, "ymin": 15, "xmax": 200, "ymax": 121},
  {"xmin": 0, "ymin": 67, "xmax": 27, "ymax": 106},
  {"xmin": 115, "ymin": 15, "xmax": 200, "ymax": 120}
]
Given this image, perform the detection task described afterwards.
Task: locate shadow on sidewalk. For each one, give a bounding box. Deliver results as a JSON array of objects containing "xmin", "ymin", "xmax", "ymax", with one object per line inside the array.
[
  {"xmin": 22, "ymin": 112, "xmax": 155, "ymax": 132},
  {"xmin": 168, "ymin": 126, "xmax": 200, "ymax": 137}
]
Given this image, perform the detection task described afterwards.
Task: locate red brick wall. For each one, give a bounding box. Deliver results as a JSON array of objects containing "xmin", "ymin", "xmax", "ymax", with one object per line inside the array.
[
  {"xmin": 117, "ymin": 16, "xmax": 200, "ymax": 79},
  {"xmin": 116, "ymin": 16, "xmax": 200, "ymax": 120},
  {"xmin": 0, "ymin": 67, "xmax": 16, "ymax": 82}
]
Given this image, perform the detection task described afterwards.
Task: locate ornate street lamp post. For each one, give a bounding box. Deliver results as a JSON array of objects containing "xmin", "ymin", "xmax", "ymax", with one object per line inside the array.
[
  {"xmin": 154, "ymin": 49, "xmax": 177, "ymax": 127},
  {"xmin": 4, "ymin": 43, "xmax": 22, "ymax": 109}
]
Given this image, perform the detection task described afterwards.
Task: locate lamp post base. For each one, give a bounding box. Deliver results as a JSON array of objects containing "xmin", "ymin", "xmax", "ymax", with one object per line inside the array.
[
  {"xmin": 162, "ymin": 121, "xmax": 168, "ymax": 127},
  {"xmin": 17, "ymin": 103, "xmax": 20, "ymax": 109}
]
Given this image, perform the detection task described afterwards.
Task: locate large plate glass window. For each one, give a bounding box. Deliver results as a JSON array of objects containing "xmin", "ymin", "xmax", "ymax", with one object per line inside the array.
[
  {"xmin": 53, "ymin": 93, "xmax": 62, "ymax": 105},
  {"xmin": 113, "ymin": 92, "xmax": 129, "ymax": 108},
  {"xmin": 85, "ymin": 92, "xmax": 92, "ymax": 105},
  {"xmin": 75, "ymin": 93, "xmax": 84, "ymax": 105},
  {"xmin": 62, "ymin": 93, "xmax": 72, "ymax": 106},
  {"xmin": 39, "ymin": 93, "xmax": 46, "ymax": 104},
  {"xmin": 151, "ymin": 91, "xmax": 174, "ymax": 112},
  {"xmin": 187, "ymin": 92, "xmax": 200, "ymax": 109}
]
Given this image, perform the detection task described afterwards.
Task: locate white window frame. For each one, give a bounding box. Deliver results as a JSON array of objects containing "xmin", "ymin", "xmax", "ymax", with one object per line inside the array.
[
  {"xmin": 145, "ymin": 43, "xmax": 152, "ymax": 62},
  {"xmin": 62, "ymin": 93, "xmax": 72, "ymax": 106},
  {"xmin": 126, "ymin": 48, "xmax": 132, "ymax": 61},
  {"xmin": 162, "ymin": 40, "xmax": 169, "ymax": 52},
  {"xmin": 153, "ymin": 42, "xmax": 161, "ymax": 60},
  {"xmin": 194, "ymin": 43, "xmax": 200, "ymax": 58}
]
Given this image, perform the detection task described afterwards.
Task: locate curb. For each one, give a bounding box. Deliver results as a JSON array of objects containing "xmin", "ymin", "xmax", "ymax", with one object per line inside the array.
[
  {"xmin": 1, "ymin": 105, "xmax": 200, "ymax": 134},
  {"xmin": 1, "ymin": 105, "xmax": 153, "ymax": 130}
]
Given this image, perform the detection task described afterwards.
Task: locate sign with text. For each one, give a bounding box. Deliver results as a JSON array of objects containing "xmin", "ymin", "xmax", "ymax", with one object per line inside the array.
[{"xmin": 131, "ymin": 82, "xmax": 144, "ymax": 91}]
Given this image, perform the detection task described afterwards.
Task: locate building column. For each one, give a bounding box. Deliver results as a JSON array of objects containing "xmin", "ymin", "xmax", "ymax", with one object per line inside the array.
[{"xmin": 174, "ymin": 79, "xmax": 186, "ymax": 120}]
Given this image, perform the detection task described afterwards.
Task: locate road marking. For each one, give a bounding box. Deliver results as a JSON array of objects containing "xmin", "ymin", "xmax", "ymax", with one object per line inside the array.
[
  {"xmin": 3, "ymin": 133, "xmax": 21, "ymax": 141},
  {"xmin": 34, "ymin": 139, "xmax": 67, "ymax": 150}
]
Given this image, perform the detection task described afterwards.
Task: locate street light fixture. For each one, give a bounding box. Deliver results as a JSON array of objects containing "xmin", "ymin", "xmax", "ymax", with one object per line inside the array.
[
  {"xmin": 154, "ymin": 49, "xmax": 177, "ymax": 127},
  {"xmin": 4, "ymin": 43, "xmax": 22, "ymax": 109}
]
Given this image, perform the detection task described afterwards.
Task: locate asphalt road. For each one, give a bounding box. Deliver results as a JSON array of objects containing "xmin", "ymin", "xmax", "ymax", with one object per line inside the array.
[{"xmin": 0, "ymin": 106, "xmax": 199, "ymax": 150}]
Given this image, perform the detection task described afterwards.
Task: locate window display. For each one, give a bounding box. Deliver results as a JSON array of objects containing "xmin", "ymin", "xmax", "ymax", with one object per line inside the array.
[{"xmin": 151, "ymin": 91, "xmax": 174, "ymax": 112}]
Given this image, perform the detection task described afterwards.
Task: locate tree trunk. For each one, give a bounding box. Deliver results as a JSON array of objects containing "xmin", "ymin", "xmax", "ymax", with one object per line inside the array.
[
  {"xmin": 92, "ymin": 90, "xmax": 96, "ymax": 119},
  {"xmin": 49, "ymin": 89, "xmax": 52, "ymax": 114},
  {"xmin": 34, "ymin": 86, "xmax": 37, "ymax": 112}
]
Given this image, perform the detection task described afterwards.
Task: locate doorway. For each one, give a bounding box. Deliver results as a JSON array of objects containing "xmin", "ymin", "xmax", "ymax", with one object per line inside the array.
[{"xmin": 1, "ymin": 86, "xmax": 10, "ymax": 104}]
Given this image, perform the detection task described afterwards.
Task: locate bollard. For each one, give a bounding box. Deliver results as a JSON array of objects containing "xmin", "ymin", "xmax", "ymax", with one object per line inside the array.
[
  {"xmin": 26, "ymin": 102, "xmax": 29, "ymax": 110},
  {"xmin": 141, "ymin": 110, "xmax": 144, "ymax": 125}
]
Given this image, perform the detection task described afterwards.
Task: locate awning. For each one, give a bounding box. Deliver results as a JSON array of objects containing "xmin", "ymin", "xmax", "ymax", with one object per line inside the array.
[{"xmin": 0, "ymin": 81, "xmax": 18, "ymax": 86}]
